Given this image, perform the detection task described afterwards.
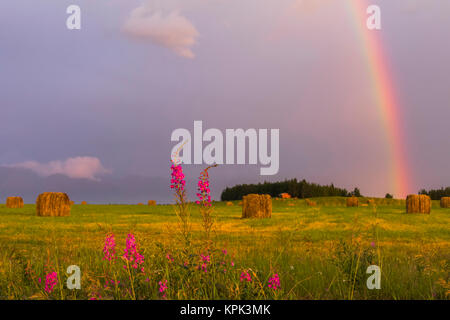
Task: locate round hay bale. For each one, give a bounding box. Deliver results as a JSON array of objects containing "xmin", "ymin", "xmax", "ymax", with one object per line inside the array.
[
  {"xmin": 70, "ymin": 201, "xmax": 75, "ymax": 206},
  {"xmin": 280, "ymin": 193, "xmax": 291, "ymax": 199},
  {"xmin": 226, "ymin": 201, "xmax": 234, "ymax": 206},
  {"xmin": 137, "ymin": 203, "xmax": 144, "ymax": 205},
  {"xmin": 242, "ymin": 194, "xmax": 272, "ymax": 219},
  {"xmin": 406, "ymin": 194, "xmax": 431, "ymax": 214},
  {"xmin": 36, "ymin": 192, "xmax": 71, "ymax": 217},
  {"xmin": 367, "ymin": 199, "xmax": 375, "ymax": 206},
  {"xmin": 346, "ymin": 197, "xmax": 359, "ymax": 207},
  {"xmin": 6, "ymin": 196, "xmax": 24, "ymax": 208},
  {"xmin": 148, "ymin": 200, "xmax": 156, "ymax": 206},
  {"xmin": 238, "ymin": 201, "xmax": 242, "ymax": 206},
  {"xmin": 440, "ymin": 197, "xmax": 450, "ymax": 208},
  {"xmin": 81, "ymin": 201, "xmax": 87, "ymax": 205}
]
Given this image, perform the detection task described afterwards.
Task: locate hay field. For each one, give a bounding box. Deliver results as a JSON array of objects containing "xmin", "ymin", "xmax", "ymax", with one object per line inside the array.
[{"xmin": 0, "ymin": 197, "xmax": 448, "ymax": 300}]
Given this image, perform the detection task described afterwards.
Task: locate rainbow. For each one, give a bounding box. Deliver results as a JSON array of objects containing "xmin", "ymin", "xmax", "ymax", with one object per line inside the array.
[{"xmin": 346, "ymin": 0, "xmax": 411, "ymax": 198}]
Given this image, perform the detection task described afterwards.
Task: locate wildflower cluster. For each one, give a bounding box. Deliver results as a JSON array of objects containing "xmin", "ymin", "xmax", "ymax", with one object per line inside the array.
[
  {"xmin": 170, "ymin": 163, "xmax": 186, "ymax": 192},
  {"xmin": 45, "ymin": 272, "xmax": 58, "ymax": 293},
  {"xmin": 199, "ymin": 254, "xmax": 210, "ymax": 272},
  {"xmin": 159, "ymin": 280, "xmax": 168, "ymax": 298},
  {"xmin": 123, "ymin": 233, "xmax": 144, "ymax": 271},
  {"xmin": 103, "ymin": 233, "xmax": 117, "ymax": 262},
  {"xmin": 196, "ymin": 169, "xmax": 212, "ymax": 206},
  {"xmin": 240, "ymin": 270, "xmax": 252, "ymax": 282},
  {"xmin": 268, "ymin": 273, "xmax": 281, "ymax": 290},
  {"xmin": 166, "ymin": 253, "xmax": 174, "ymax": 263},
  {"xmin": 104, "ymin": 279, "xmax": 120, "ymax": 289}
]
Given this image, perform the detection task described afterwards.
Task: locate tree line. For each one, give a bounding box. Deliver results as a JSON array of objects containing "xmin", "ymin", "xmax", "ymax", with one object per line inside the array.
[
  {"xmin": 220, "ymin": 179, "xmax": 361, "ymax": 201},
  {"xmin": 419, "ymin": 187, "xmax": 450, "ymax": 200}
]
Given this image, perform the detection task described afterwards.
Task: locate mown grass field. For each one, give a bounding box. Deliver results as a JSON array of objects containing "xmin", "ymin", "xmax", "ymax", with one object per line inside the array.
[{"xmin": 0, "ymin": 197, "xmax": 448, "ymax": 300}]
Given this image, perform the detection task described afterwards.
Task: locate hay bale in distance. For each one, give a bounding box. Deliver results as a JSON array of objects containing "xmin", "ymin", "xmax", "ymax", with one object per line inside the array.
[
  {"xmin": 6, "ymin": 196, "xmax": 24, "ymax": 208},
  {"xmin": 137, "ymin": 203, "xmax": 144, "ymax": 205},
  {"xmin": 36, "ymin": 192, "xmax": 71, "ymax": 217},
  {"xmin": 242, "ymin": 194, "xmax": 272, "ymax": 219},
  {"xmin": 406, "ymin": 194, "xmax": 431, "ymax": 214},
  {"xmin": 226, "ymin": 201, "xmax": 233, "ymax": 206},
  {"xmin": 148, "ymin": 200, "xmax": 156, "ymax": 206},
  {"xmin": 70, "ymin": 201, "xmax": 75, "ymax": 206},
  {"xmin": 367, "ymin": 199, "xmax": 375, "ymax": 206},
  {"xmin": 346, "ymin": 197, "xmax": 359, "ymax": 207},
  {"xmin": 440, "ymin": 197, "xmax": 450, "ymax": 208},
  {"xmin": 280, "ymin": 193, "xmax": 291, "ymax": 199},
  {"xmin": 81, "ymin": 201, "xmax": 87, "ymax": 205}
]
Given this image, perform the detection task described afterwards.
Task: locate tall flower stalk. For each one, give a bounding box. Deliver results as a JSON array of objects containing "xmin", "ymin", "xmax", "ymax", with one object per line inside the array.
[
  {"xmin": 122, "ymin": 233, "xmax": 144, "ymax": 300},
  {"xmin": 171, "ymin": 145, "xmax": 191, "ymax": 247},
  {"xmin": 196, "ymin": 164, "xmax": 217, "ymax": 240}
]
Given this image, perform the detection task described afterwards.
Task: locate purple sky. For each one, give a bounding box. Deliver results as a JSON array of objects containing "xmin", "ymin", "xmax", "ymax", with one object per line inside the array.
[{"xmin": 1, "ymin": 0, "xmax": 449, "ymax": 203}]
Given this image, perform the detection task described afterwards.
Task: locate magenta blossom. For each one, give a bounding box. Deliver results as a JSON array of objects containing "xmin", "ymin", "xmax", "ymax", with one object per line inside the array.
[
  {"xmin": 240, "ymin": 270, "xmax": 252, "ymax": 282},
  {"xmin": 159, "ymin": 280, "xmax": 168, "ymax": 298},
  {"xmin": 166, "ymin": 253, "xmax": 174, "ymax": 263},
  {"xmin": 199, "ymin": 254, "xmax": 210, "ymax": 273},
  {"xmin": 123, "ymin": 233, "xmax": 145, "ymax": 270},
  {"xmin": 268, "ymin": 274, "xmax": 281, "ymax": 290},
  {"xmin": 170, "ymin": 163, "xmax": 186, "ymax": 192},
  {"xmin": 201, "ymin": 254, "xmax": 210, "ymax": 263},
  {"xmin": 45, "ymin": 272, "xmax": 58, "ymax": 293},
  {"xmin": 196, "ymin": 166, "xmax": 216, "ymax": 206},
  {"xmin": 103, "ymin": 233, "xmax": 117, "ymax": 262}
]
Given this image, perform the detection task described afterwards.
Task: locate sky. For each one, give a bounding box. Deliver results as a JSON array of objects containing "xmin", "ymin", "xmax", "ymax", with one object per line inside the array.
[{"xmin": 0, "ymin": 0, "xmax": 449, "ymax": 203}]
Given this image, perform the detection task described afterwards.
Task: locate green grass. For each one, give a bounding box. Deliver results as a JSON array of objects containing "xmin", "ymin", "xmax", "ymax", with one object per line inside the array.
[{"xmin": 0, "ymin": 197, "xmax": 448, "ymax": 300}]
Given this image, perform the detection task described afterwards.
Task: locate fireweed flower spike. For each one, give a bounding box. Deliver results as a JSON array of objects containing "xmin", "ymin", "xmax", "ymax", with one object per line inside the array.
[
  {"xmin": 196, "ymin": 164, "xmax": 217, "ymax": 207},
  {"xmin": 196, "ymin": 164, "xmax": 218, "ymax": 240},
  {"xmin": 103, "ymin": 232, "xmax": 117, "ymax": 262},
  {"xmin": 170, "ymin": 163, "xmax": 186, "ymax": 192},
  {"xmin": 159, "ymin": 280, "xmax": 168, "ymax": 298},
  {"xmin": 123, "ymin": 233, "xmax": 144, "ymax": 270},
  {"xmin": 170, "ymin": 158, "xmax": 191, "ymax": 245},
  {"xmin": 199, "ymin": 254, "xmax": 211, "ymax": 273},
  {"xmin": 268, "ymin": 274, "xmax": 281, "ymax": 290},
  {"xmin": 45, "ymin": 272, "xmax": 58, "ymax": 293}
]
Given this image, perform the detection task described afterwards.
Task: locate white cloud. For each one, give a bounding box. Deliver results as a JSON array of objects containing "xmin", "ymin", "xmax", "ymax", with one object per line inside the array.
[
  {"xmin": 5, "ymin": 157, "xmax": 110, "ymax": 180},
  {"xmin": 123, "ymin": 4, "xmax": 199, "ymax": 59}
]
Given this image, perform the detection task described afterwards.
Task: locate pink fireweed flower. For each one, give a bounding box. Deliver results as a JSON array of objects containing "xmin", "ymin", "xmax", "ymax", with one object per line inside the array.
[
  {"xmin": 166, "ymin": 253, "xmax": 174, "ymax": 263},
  {"xmin": 102, "ymin": 233, "xmax": 117, "ymax": 262},
  {"xmin": 45, "ymin": 272, "xmax": 58, "ymax": 293},
  {"xmin": 170, "ymin": 163, "xmax": 186, "ymax": 191},
  {"xmin": 240, "ymin": 270, "xmax": 252, "ymax": 282},
  {"xmin": 370, "ymin": 241, "xmax": 376, "ymax": 248},
  {"xmin": 196, "ymin": 165, "xmax": 216, "ymax": 206},
  {"xmin": 268, "ymin": 274, "xmax": 281, "ymax": 290},
  {"xmin": 222, "ymin": 249, "xmax": 228, "ymax": 255},
  {"xmin": 123, "ymin": 233, "xmax": 145, "ymax": 270},
  {"xmin": 199, "ymin": 254, "xmax": 210, "ymax": 273},
  {"xmin": 159, "ymin": 280, "xmax": 168, "ymax": 298}
]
